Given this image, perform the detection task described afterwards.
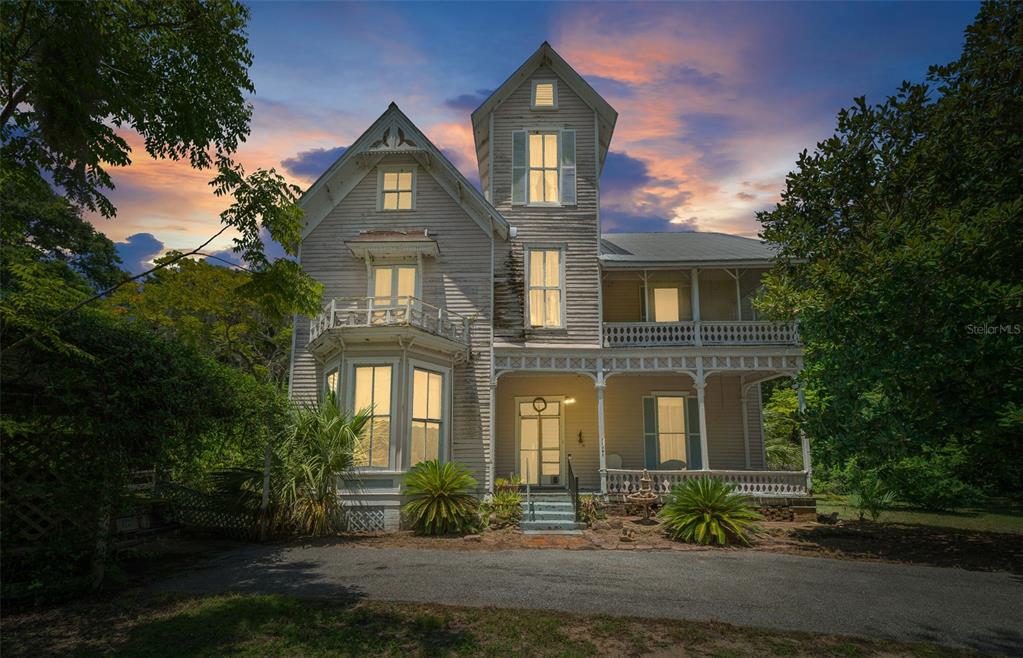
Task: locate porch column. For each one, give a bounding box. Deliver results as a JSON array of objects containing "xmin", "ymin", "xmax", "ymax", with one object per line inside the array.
[
  {"xmin": 596, "ymin": 379, "xmax": 607, "ymax": 494},
  {"xmin": 695, "ymin": 367, "xmax": 710, "ymax": 470},
  {"xmin": 797, "ymin": 383, "xmax": 812, "ymax": 491},
  {"xmin": 489, "ymin": 380, "xmax": 497, "ymax": 493},
  {"xmin": 740, "ymin": 380, "xmax": 751, "ymax": 469},
  {"xmin": 691, "ymin": 268, "xmax": 702, "ymax": 346}
]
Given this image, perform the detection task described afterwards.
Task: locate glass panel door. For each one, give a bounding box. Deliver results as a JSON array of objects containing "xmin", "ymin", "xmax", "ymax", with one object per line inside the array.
[{"xmin": 518, "ymin": 399, "xmax": 562, "ymax": 486}]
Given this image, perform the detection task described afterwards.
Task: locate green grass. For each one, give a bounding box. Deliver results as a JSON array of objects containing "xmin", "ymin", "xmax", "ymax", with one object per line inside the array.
[
  {"xmin": 1, "ymin": 591, "xmax": 982, "ymax": 657},
  {"xmin": 817, "ymin": 497, "xmax": 1023, "ymax": 534}
]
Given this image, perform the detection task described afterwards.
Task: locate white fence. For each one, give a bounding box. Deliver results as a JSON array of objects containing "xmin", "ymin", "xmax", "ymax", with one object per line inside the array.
[{"xmin": 605, "ymin": 469, "xmax": 809, "ymax": 498}]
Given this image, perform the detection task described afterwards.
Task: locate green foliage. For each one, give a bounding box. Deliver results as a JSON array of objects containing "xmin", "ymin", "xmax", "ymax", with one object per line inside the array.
[
  {"xmin": 757, "ymin": 2, "xmax": 1023, "ymax": 497},
  {"xmin": 481, "ymin": 490, "xmax": 522, "ymax": 528},
  {"xmin": 761, "ymin": 382, "xmax": 803, "ymax": 470},
  {"xmin": 659, "ymin": 477, "xmax": 761, "ymax": 546},
  {"xmin": 848, "ymin": 471, "xmax": 896, "ymax": 523},
  {"xmin": 402, "ymin": 461, "xmax": 480, "ymax": 536},
  {"xmin": 106, "ymin": 258, "xmax": 293, "ymax": 386},
  {"xmin": 886, "ymin": 445, "xmax": 981, "ymax": 511},
  {"xmin": 578, "ymin": 494, "xmax": 606, "ymax": 526},
  {"xmin": 494, "ymin": 475, "xmax": 523, "ymax": 493}
]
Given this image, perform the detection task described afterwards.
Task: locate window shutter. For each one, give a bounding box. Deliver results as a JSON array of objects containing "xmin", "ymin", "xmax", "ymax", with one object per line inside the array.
[
  {"xmin": 561, "ymin": 130, "xmax": 576, "ymax": 205},
  {"xmin": 685, "ymin": 397, "xmax": 702, "ymax": 470},
  {"xmin": 643, "ymin": 396, "xmax": 658, "ymax": 469},
  {"xmin": 512, "ymin": 131, "xmax": 527, "ymax": 204}
]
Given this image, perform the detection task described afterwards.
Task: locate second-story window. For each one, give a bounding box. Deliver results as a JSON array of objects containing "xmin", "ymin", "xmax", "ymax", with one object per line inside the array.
[
  {"xmin": 372, "ymin": 265, "xmax": 417, "ymax": 307},
  {"xmin": 379, "ymin": 167, "xmax": 415, "ymax": 210},
  {"xmin": 512, "ymin": 130, "xmax": 576, "ymax": 206},
  {"xmin": 527, "ymin": 247, "xmax": 563, "ymax": 328},
  {"xmin": 529, "ymin": 132, "xmax": 559, "ymax": 205}
]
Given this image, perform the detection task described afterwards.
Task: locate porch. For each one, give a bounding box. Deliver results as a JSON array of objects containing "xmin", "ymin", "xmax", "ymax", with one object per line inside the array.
[{"xmin": 492, "ymin": 357, "xmax": 811, "ymax": 499}]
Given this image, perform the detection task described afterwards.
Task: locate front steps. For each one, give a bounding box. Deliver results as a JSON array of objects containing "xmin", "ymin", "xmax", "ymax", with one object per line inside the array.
[{"xmin": 520, "ymin": 492, "xmax": 585, "ymax": 532}]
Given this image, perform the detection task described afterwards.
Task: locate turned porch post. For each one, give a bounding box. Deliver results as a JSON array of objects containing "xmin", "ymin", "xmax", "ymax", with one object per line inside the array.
[
  {"xmin": 691, "ymin": 268, "xmax": 702, "ymax": 346},
  {"xmin": 596, "ymin": 368, "xmax": 608, "ymax": 494},
  {"xmin": 797, "ymin": 383, "xmax": 812, "ymax": 491},
  {"xmin": 695, "ymin": 365, "xmax": 710, "ymax": 470}
]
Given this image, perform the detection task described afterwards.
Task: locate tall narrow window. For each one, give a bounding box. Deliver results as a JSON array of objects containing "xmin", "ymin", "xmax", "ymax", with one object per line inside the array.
[
  {"xmin": 527, "ymin": 248, "xmax": 562, "ymax": 328},
  {"xmin": 353, "ymin": 365, "xmax": 392, "ymax": 469},
  {"xmin": 528, "ymin": 132, "xmax": 559, "ymax": 204},
  {"xmin": 656, "ymin": 396, "xmax": 686, "ymax": 465},
  {"xmin": 410, "ymin": 368, "xmax": 444, "ymax": 466},
  {"xmin": 652, "ymin": 287, "xmax": 680, "ymax": 322},
  {"xmin": 380, "ymin": 168, "xmax": 414, "ymax": 210},
  {"xmin": 323, "ymin": 367, "xmax": 339, "ymax": 403},
  {"xmin": 372, "ymin": 265, "xmax": 417, "ymax": 306}
]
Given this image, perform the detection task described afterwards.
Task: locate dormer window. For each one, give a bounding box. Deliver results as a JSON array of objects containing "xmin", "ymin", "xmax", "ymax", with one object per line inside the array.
[
  {"xmin": 378, "ymin": 166, "xmax": 415, "ymax": 210},
  {"xmin": 531, "ymin": 80, "xmax": 557, "ymax": 109}
]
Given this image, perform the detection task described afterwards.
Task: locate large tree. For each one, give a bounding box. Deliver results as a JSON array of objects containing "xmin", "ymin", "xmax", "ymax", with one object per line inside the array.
[{"xmin": 758, "ymin": 1, "xmax": 1022, "ymax": 504}]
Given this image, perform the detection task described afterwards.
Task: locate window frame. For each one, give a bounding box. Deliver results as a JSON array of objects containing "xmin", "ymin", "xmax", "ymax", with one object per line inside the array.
[
  {"xmin": 346, "ymin": 358, "xmax": 400, "ymax": 472},
  {"xmin": 525, "ymin": 129, "xmax": 562, "ymax": 207},
  {"xmin": 530, "ymin": 79, "xmax": 558, "ymax": 110},
  {"xmin": 368, "ymin": 262, "xmax": 421, "ymax": 307},
  {"xmin": 406, "ymin": 360, "xmax": 450, "ymax": 469},
  {"xmin": 322, "ymin": 363, "xmax": 341, "ymax": 405},
  {"xmin": 650, "ymin": 286, "xmax": 682, "ymax": 323},
  {"xmin": 376, "ymin": 165, "xmax": 417, "ymax": 212},
  {"xmin": 644, "ymin": 392, "xmax": 689, "ymax": 469},
  {"xmin": 524, "ymin": 245, "xmax": 566, "ymax": 330}
]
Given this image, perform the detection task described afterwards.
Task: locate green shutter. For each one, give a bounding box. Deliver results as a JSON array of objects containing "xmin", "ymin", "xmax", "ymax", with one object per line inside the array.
[
  {"xmin": 512, "ymin": 131, "xmax": 526, "ymax": 204},
  {"xmin": 643, "ymin": 396, "xmax": 658, "ymax": 469},
  {"xmin": 561, "ymin": 130, "xmax": 576, "ymax": 205},
  {"xmin": 686, "ymin": 396, "xmax": 702, "ymax": 469}
]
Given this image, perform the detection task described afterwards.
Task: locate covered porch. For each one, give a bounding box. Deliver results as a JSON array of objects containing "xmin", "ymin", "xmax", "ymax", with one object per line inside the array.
[{"xmin": 491, "ymin": 350, "xmax": 810, "ymax": 499}]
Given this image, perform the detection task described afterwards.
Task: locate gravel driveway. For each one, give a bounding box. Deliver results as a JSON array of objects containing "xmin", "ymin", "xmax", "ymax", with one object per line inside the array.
[{"xmin": 157, "ymin": 541, "xmax": 1023, "ymax": 654}]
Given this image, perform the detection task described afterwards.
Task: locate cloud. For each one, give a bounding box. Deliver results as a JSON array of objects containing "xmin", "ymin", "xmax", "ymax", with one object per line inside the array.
[
  {"xmin": 204, "ymin": 228, "xmax": 293, "ymax": 269},
  {"xmin": 115, "ymin": 233, "xmax": 165, "ymax": 275},
  {"xmin": 281, "ymin": 146, "xmax": 347, "ymax": 179},
  {"xmin": 735, "ymin": 191, "xmax": 756, "ymax": 201},
  {"xmin": 443, "ymin": 89, "xmax": 493, "ymax": 113},
  {"xmin": 600, "ymin": 151, "xmax": 696, "ymax": 232}
]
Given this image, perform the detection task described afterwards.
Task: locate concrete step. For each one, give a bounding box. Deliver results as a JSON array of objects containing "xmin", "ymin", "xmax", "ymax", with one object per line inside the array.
[
  {"xmin": 521, "ymin": 500, "xmax": 575, "ymax": 509},
  {"xmin": 522, "ymin": 511, "xmax": 577, "ymax": 522},
  {"xmin": 520, "ymin": 520, "xmax": 586, "ymax": 532}
]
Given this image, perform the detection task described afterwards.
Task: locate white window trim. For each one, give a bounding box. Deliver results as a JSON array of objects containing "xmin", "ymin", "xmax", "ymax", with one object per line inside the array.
[
  {"xmin": 513, "ymin": 395, "xmax": 566, "ymax": 486},
  {"xmin": 322, "ymin": 361, "xmax": 341, "ymax": 404},
  {"xmin": 406, "ymin": 359, "xmax": 451, "ymax": 470},
  {"xmin": 524, "ymin": 128, "xmax": 563, "ymax": 208},
  {"xmin": 530, "ymin": 79, "xmax": 558, "ymax": 110},
  {"xmin": 524, "ymin": 245, "xmax": 566, "ymax": 330},
  {"xmin": 376, "ymin": 165, "xmax": 417, "ymax": 212},
  {"xmin": 650, "ymin": 286, "xmax": 682, "ymax": 323},
  {"xmin": 367, "ymin": 261, "xmax": 422, "ymax": 304},
  {"xmin": 645, "ymin": 392, "xmax": 691, "ymax": 468},
  {"xmin": 346, "ymin": 357, "xmax": 400, "ymax": 472}
]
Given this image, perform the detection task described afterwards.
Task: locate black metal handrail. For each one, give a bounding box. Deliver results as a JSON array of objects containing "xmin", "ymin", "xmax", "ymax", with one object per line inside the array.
[{"xmin": 566, "ymin": 453, "xmax": 580, "ymax": 522}]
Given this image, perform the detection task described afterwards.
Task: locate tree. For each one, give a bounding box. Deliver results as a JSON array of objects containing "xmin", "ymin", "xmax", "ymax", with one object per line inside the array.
[
  {"xmin": 757, "ymin": 1, "xmax": 1023, "ymax": 502},
  {"xmin": 1, "ymin": 0, "xmax": 321, "ymax": 355},
  {"xmin": 107, "ymin": 258, "xmax": 293, "ymax": 386}
]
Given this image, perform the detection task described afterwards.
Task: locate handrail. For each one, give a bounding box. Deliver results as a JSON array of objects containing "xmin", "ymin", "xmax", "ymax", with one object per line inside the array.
[
  {"xmin": 602, "ymin": 320, "xmax": 799, "ymax": 347},
  {"xmin": 308, "ymin": 296, "xmax": 471, "ymax": 346},
  {"xmin": 566, "ymin": 453, "xmax": 580, "ymax": 522}
]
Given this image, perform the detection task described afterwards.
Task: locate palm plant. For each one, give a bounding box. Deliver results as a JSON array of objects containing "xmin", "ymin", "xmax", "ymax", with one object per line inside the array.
[
  {"xmin": 402, "ymin": 460, "xmax": 480, "ymax": 535},
  {"xmin": 849, "ymin": 472, "xmax": 896, "ymax": 522},
  {"xmin": 659, "ymin": 477, "xmax": 761, "ymax": 546}
]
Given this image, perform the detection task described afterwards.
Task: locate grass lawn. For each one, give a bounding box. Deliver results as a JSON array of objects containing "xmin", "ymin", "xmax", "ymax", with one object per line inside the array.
[
  {"xmin": 1, "ymin": 591, "xmax": 980, "ymax": 658},
  {"xmin": 816, "ymin": 497, "xmax": 1023, "ymax": 535}
]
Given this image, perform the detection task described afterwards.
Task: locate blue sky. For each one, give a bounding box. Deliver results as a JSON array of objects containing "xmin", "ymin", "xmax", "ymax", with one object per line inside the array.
[{"xmin": 108, "ymin": 1, "xmax": 980, "ymax": 272}]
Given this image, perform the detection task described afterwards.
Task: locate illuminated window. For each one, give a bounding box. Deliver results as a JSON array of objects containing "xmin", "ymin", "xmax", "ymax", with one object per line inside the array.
[
  {"xmin": 410, "ymin": 368, "xmax": 444, "ymax": 466},
  {"xmin": 379, "ymin": 167, "xmax": 415, "ymax": 210},
  {"xmin": 528, "ymin": 132, "xmax": 559, "ymax": 204},
  {"xmin": 353, "ymin": 365, "xmax": 392, "ymax": 469},
  {"xmin": 323, "ymin": 367, "xmax": 339, "ymax": 403},
  {"xmin": 371, "ymin": 265, "xmax": 417, "ymax": 308},
  {"xmin": 531, "ymin": 80, "xmax": 557, "ymax": 109},
  {"xmin": 652, "ymin": 287, "xmax": 680, "ymax": 322},
  {"xmin": 527, "ymin": 248, "xmax": 563, "ymax": 328},
  {"xmin": 656, "ymin": 396, "xmax": 686, "ymax": 465}
]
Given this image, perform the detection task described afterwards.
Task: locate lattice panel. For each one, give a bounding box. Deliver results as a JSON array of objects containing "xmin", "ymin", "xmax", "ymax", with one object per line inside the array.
[{"xmin": 345, "ymin": 509, "xmax": 386, "ymax": 532}]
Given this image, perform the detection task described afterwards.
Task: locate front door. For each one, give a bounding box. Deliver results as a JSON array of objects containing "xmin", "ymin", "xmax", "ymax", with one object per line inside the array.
[{"xmin": 518, "ymin": 397, "xmax": 562, "ymax": 487}]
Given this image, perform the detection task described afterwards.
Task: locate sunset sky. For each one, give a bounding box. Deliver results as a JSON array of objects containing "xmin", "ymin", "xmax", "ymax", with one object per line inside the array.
[{"xmin": 108, "ymin": 1, "xmax": 979, "ymax": 273}]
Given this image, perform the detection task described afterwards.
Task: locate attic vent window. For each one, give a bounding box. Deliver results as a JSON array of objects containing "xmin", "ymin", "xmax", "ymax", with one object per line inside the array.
[
  {"xmin": 379, "ymin": 166, "xmax": 415, "ymax": 211},
  {"xmin": 531, "ymin": 80, "xmax": 557, "ymax": 109}
]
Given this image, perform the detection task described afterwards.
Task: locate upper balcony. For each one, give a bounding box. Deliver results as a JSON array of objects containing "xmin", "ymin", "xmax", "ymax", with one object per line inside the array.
[
  {"xmin": 308, "ymin": 297, "xmax": 471, "ymax": 357},
  {"xmin": 601, "ymin": 267, "xmax": 799, "ymax": 348}
]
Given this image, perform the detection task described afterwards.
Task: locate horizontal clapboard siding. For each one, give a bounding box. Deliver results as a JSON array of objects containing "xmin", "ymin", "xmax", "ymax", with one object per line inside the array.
[
  {"xmin": 490, "ymin": 65, "xmax": 601, "ymax": 345},
  {"xmin": 289, "ymin": 154, "xmax": 494, "ymax": 484}
]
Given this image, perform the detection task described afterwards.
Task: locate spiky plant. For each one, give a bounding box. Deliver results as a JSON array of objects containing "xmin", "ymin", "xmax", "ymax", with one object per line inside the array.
[
  {"xmin": 402, "ymin": 460, "xmax": 480, "ymax": 535},
  {"xmin": 659, "ymin": 477, "xmax": 762, "ymax": 546}
]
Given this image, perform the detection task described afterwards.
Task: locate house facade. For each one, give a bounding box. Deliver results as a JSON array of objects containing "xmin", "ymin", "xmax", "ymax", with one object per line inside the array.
[{"xmin": 289, "ymin": 43, "xmax": 809, "ymax": 531}]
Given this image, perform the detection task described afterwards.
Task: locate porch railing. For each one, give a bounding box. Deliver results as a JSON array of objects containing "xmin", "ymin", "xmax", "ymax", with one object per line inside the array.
[
  {"xmin": 602, "ymin": 321, "xmax": 799, "ymax": 348},
  {"xmin": 566, "ymin": 453, "xmax": 580, "ymax": 522},
  {"xmin": 605, "ymin": 469, "xmax": 809, "ymax": 498},
  {"xmin": 309, "ymin": 297, "xmax": 471, "ymax": 346}
]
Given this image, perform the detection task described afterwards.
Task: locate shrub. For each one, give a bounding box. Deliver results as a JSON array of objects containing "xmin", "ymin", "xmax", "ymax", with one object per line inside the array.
[
  {"xmin": 886, "ymin": 448, "xmax": 981, "ymax": 511},
  {"xmin": 494, "ymin": 474, "xmax": 522, "ymax": 493},
  {"xmin": 402, "ymin": 460, "xmax": 480, "ymax": 535},
  {"xmin": 578, "ymin": 494, "xmax": 606, "ymax": 525},
  {"xmin": 848, "ymin": 470, "xmax": 895, "ymax": 522},
  {"xmin": 659, "ymin": 477, "xmax": 761, "ymax": 546},
  {"xmin": 482, "ymin": 490, "xmax": 522, "ymax": 528}
]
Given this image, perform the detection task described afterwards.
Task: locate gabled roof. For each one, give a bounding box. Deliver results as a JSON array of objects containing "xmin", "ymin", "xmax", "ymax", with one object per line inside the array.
[
  {"xmin": 299, "ymin": 103, "xmax": 510, "ymax": 240},
  {"xmin": 600, "ymin": 232, "xmax": 779, "ymax": 268},
  {"xmin": 470, "ymin": 42, "xmax": 618, "ymax": 186}
]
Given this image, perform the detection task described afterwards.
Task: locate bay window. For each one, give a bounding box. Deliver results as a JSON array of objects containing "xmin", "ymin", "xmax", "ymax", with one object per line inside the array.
[
  {"xmin": 352, "ymin": 364, "xmax": 393, "ymax": 469},
  {"xmin": 410, "ymin": 367, "xmax": 444, "ymax": 466}
]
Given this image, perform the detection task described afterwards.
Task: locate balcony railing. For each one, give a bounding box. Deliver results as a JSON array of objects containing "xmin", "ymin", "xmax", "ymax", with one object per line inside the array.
[
  {"xmin": 602, "ymin": 320, "xmax": 799, "ymax": 347},
  {"xmin": 309, "ymin": 297, "xmax": 471, "ymax": 346},
  {"xmin": 605, "ymin": 469, "xmax": 809, "ymax": 498}
]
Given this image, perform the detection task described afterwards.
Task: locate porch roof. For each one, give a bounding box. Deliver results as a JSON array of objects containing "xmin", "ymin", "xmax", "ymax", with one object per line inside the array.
[{"xmin": 600, "ymin": 232, "xmax": 778, "ymax": 268}]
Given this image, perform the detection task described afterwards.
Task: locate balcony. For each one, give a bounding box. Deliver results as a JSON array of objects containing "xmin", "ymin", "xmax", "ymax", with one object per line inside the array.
[
  {"xmin": 602, "ymin": 320, "xmax": 799, "ymax": 347},
  {"xmin": 308, "ymin": 297, "xmax": 471, "ymax": 353}
]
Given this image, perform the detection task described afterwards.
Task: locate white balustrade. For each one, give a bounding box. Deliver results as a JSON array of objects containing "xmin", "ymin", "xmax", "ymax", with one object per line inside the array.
[
  {"xmin": 605, "ymin": 469, "xmax": 808, "ymax": 498},
  {"xmin": 309, "ymin": 297, "xmax": 470, "ymax": 346},
  {"xmin": 602, "ymin": 321, "xmax": 798, "ymax": 347}
]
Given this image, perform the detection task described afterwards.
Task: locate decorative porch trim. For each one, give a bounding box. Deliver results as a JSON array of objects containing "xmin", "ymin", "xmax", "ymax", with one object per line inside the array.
[{"xmin": 605, "ymin": 469, "xmax": 809, "ymax": 498}]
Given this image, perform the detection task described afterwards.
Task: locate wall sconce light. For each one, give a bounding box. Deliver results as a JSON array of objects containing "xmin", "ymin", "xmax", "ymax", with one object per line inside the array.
[
  {"xmin": 578, "ymin": 430, "xmax": 584, "ymax": 444},
  {"xmin": 564, "ymin": 397, "xmax": 576, "ymax": 405}
]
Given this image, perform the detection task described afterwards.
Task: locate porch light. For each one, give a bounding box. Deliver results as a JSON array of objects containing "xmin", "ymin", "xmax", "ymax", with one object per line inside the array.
[{"xmin": 564, "ymin": 397, "xmax": 576, "ymax": 405}]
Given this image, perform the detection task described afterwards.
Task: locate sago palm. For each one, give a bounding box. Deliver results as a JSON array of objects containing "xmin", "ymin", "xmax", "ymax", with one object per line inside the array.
[
  {"xmin": 402, "ymin": 460, "xmax": 479, "ymax": 535},
  {"xmin": 659, "ymin": 477, "xmax": 761, "ymax": 546}
]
